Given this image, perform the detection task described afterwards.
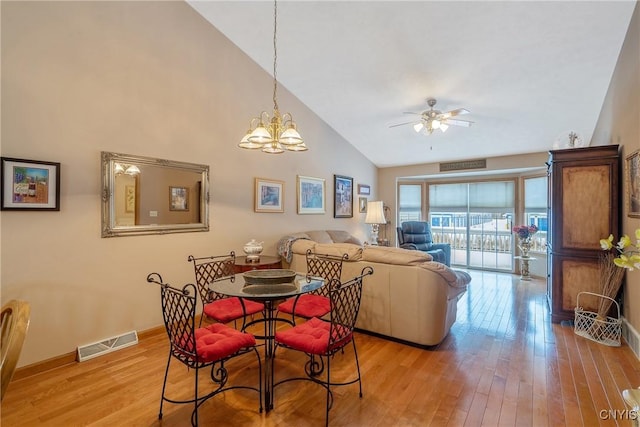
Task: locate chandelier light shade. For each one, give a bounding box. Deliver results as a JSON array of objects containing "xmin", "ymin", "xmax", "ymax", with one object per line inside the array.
[
  {"xmin": 365, "ymin": 201, "xmax": 386, "ymax": 243},
  {"xmin": 114, "ymin": 163, "xmax": 140, "ymax": 175},
  {"xmin": 238, "ymin": 0, "xmax": 307, "ymax": 154}
]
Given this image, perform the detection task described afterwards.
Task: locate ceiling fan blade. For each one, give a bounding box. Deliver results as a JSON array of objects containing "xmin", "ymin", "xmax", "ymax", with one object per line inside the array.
[
  {"xmin": 440, "ymin": 108, "xmax": 470, "ymax": 119},
  {"xmin": 389, "ymin": 121, "xmax": 418, "ymax": 128},
  {"xmin": 402, "ymin": 112, "xmax": 422, "ymax": 115},
  {"xmin": 445, "ymin": 118, "xmax": 473, "ymax": 127}
]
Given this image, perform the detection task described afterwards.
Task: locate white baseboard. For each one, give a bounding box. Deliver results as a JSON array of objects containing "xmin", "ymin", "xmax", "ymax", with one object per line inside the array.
[{"xmin": 622, "ymin": 317, "xmax": 640, "ymax": 361}]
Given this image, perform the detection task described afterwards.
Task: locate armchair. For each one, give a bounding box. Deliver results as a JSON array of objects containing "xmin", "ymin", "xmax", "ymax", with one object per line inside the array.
[{"xmin": 397, "ymin": 221, "xmax": 451, "ymax": 266}]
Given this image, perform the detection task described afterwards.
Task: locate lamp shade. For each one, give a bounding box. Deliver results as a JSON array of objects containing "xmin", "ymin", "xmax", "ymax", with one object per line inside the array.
[
  {"xmin": 124, "ymin": 165, "xmax": 140, "ymax": 175},
  {"xmin": 279, "ymin": 125, "xmax": 303, "ymax": 145},
  {"xmin": 248, "ymin": 126, "xmax": 273, "ymax": 144},
  {"xmin": 365, "ymin": 201, "xmax": 386, "ymax": 224},
  {"xmin": 114, "ymin": 163, "xmax": 125, "ymax": 174}
]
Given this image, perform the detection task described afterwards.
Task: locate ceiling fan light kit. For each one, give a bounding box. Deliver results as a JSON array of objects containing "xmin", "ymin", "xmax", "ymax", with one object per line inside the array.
[{"xmin": 391, "ymin": 97, "xmax": 473, "ymax": 136}]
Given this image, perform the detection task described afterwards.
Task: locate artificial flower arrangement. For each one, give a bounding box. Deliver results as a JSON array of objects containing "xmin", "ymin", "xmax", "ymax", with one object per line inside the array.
[
  {"xmin": 599, "ymin": 229, "xmax": 640, "ymax": 271},
  {"xmin": 592, "ymin": 229, "xmax": 640, "ymax": 323},
  {"xmin": 512, "ymin": 224, "xmax": 538, "ymax": 240}
]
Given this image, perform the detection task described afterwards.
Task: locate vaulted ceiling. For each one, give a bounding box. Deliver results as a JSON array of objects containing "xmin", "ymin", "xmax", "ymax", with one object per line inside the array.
[{"xmin": 189, "ymin": 1, "xmax": 637, "ymax": 168}]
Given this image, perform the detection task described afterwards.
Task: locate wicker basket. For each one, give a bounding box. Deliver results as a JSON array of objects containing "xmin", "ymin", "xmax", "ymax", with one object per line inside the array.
[{"xmin": 574, "ymin": 291, "xmax": 621, "ymax": 347}]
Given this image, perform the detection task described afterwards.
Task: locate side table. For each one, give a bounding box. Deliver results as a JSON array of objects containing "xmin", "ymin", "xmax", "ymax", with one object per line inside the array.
[{"xmin": 234, "ymin": 255, "xmax": 282, "ymax": 273}]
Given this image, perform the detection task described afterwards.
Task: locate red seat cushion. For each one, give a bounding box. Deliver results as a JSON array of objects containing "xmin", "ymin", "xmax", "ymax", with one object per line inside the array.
[
  {"xmin": 275, "ymin": 317, "xmax": 352, "ymax": 355},
  {"xmin": 277, "ymin": 295, "xmax": 330, "ymax": 319},
  {"xmin": 194, "ymin": 323, "xmax": 256, "ymax": 362},
  {"xmin": 204, "ymin": 297, "xmax": 264, "ymax": 324}
]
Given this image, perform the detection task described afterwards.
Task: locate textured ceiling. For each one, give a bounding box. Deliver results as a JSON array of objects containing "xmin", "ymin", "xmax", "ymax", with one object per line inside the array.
[{"xmin": 189, "ymin": 1, "xmax": 636, "ymax": 168}]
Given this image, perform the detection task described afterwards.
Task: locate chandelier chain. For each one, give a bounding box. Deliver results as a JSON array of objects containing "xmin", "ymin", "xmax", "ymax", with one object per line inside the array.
[
  {"xmin": 238, "ymin": 0, "xmax": 306, "ymax": 153},
  {"xmin": 272, "ymin": 0, "xmax": 279, "ymax": 113}
]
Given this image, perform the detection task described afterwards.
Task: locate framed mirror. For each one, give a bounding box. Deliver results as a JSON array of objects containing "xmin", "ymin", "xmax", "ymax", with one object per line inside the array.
[{"xmin": 101, "ymin": 151, "xmax": 209, "ymax": 237}]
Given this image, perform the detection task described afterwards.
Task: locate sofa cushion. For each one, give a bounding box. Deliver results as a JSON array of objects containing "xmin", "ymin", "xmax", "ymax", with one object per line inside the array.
[
  {"xmin": 362, "ymin": 246, "xmax": 432, "ymax": 265},
  {"xmin": 326, "ymin": 230, "xmax": 363, "ymax": 245},
  {"xmin": 291, "ymin": 239, "xmax": 316, "ymax": 254},
  {"xmin": 305, "ymin": 230, "xmax": 334, "ymax": 244},
  {"xmin": 314, "ymin": 243, "xmax": 363, "ymax": 261}
]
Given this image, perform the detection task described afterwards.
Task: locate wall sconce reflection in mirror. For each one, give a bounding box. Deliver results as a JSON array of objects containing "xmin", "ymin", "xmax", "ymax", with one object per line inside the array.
[{"xmin": 101, "ymin": 151, "xmax": 209, "ymax": 237}]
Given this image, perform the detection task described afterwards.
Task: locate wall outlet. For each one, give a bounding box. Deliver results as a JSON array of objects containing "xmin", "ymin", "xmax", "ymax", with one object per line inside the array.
[{"xmin": 149, "ymin": 211, "xmax": 158, "ymax": 217}]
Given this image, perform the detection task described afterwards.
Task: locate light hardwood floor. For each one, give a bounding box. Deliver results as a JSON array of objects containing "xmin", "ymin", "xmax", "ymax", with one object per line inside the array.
[{"xmin": 2, "ymin": 270, "xmax": 639, "ymax": 426}]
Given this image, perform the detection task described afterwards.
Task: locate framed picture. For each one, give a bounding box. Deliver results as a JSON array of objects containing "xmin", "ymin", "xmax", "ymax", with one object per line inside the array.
[
  {"xmin": 297, "ymin": 175, "xmax": 325, "ymax": 214},
  {"xmin": 125, "ymin": 185, "xmax": 136, "ymax": 213},
  {"xmin": 169, "ymin": 186, "xmax": 189, "ymax": 211},
  {"xmin": 1, "ymin": 157, "xmax": 60, "ymax": 211},
  {"xmin": 358, "ymin": 197, "xmax": 367, "ymax": 213},
  {"xmin": 627, "ymin": 150, "xmax": 640, "ymax": 218},
  {"xmin": 334, "ymin": 174, "xmax": 353, "ymax": 218},
  {"xmin": 255, "ymin": 177, "xmax": 284, "ymax": 213},
  {"xmin": 358, "ymin": 184, "xmax": 370, "ymax": 195}
]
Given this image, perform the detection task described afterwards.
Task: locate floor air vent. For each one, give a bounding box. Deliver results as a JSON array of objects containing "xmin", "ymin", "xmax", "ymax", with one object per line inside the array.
[{"xmin": 77, "ymin": 330, "xmax": 138, "ymax": 362}]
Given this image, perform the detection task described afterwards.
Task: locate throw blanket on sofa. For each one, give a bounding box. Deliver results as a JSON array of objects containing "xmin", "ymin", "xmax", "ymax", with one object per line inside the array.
[{"xmin": 277, "ymin": 234, "xmax": 311, "ymax": 263}]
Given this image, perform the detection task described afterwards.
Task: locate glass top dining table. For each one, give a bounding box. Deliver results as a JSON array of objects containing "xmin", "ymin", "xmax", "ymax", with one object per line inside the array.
[
  {"xmin": 209, "ymin": 272, "xmax": 325, "ymax": 412},
  {"xmin": 209, "ymin": 273, "xmax": 324, "ymax": 301}
]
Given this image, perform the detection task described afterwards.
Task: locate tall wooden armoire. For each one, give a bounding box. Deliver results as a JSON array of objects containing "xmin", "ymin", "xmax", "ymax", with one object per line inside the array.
[{"xmin": 547, "ymin": 144, "xmax": 620, "ymax": 323}]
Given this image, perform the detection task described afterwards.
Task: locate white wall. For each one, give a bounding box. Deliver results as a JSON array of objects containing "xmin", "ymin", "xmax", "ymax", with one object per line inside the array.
[
  {"xmin": 0, "ymin": 1, "xmax": 376, "ymax": 366},
  {"xmin": 591, "ymin": 2, "xmax": 640, "ymax": 337}
]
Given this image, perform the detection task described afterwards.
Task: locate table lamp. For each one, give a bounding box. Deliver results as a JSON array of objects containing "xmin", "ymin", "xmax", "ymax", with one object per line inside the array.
[{"xmin": 365, "ymin": 201, "xmax": 386, "ymax": 244}]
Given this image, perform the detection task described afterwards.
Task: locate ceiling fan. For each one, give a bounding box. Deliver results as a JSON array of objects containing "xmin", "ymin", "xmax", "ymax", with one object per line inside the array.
[{"xmin": 390, "ymin": 98, "xmax": 473, "ymax": 135}]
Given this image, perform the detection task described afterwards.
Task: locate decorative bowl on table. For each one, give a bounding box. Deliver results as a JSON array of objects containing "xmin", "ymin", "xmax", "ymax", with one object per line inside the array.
[
  {"xmin": 243, "ymin": 239, "xmax": 264, "ymax": 262},
  {"xmin": 243, "ymin": 269, "xmax": 296, "ymax": 285},
  {"xmin": 242, "ymin": 269, "xmax": 298, "ymax": 295}
]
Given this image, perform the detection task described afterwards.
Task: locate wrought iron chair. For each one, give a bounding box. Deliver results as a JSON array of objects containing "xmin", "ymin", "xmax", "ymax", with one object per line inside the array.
[
  {"xmin": 273, "ymin": 266, "xmax": 374, "ymax": 427},
  {"xmin": 277, "ymin": 249, "xmax": 348, "ymax": 324},
  {"xmin": 147, "ymin": 273, "xmax": 262, "ymax": 426},
  {"xmin": 188, "ymin": 253, "xmax": 264, "ymax": 328},
  {"xmin": 1, "ymin": 300, "xmax": 30, "ymax": 402}
]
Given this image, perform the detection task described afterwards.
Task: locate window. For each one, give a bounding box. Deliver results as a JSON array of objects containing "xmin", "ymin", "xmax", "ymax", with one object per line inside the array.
[
  {"xmin": 428, "ymin": 180, "xmax": 515, "ymax": 270},
  {"xmin": 523, "ymin": 176, "xmax": 548, "ymax": 251},
  {"xmin": 398, "ymin": 183, "xmax": 422, "ymax": 223}
]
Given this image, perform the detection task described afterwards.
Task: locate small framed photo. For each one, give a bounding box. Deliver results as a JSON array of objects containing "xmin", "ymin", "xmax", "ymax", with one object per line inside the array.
[
  {"xmin": 334, "ymin": 174, "xmax": 353, "ymax": 218},
  {"xmin": 255, "ymin": 177, "xmax": 284, "ymax": 213},
  {"xmin": 169, "ymin": 186, "xmax": 189, "ymax": 211},
  {"xmin": 297, "ymin": 175, "xmax": 325, "ymax": 214},
  {"xmin": 358, "ymin": 197, "xmax": 367, "ymax": 213},
  {"xmin": 1, "ymin": 157, "xmax": 60, "ymax": 211},
  {"xmin": 358, "ymin": 184, "xmax": 371, "ymax": 195},
  {"xmin": 627, "ymin": 149, "xmax": 640, "ymax": 218}
]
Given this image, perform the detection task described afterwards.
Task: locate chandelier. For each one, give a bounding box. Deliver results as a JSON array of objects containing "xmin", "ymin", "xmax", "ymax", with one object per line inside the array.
[{"xmin": 239, "ymin": 0, "xmax": 307, "ymax": 154}]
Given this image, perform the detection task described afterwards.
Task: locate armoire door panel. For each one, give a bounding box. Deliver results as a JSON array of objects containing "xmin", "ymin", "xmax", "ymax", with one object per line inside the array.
[
  {"xmin": 561, "ymin": 165, "xmax": 611, "ymax": 250},
  {"xmin": 560, "ymin": 258, "xmax": 600, "ymax": 312}
]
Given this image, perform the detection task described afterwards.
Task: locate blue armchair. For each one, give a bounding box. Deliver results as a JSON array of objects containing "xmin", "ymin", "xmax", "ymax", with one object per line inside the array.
[{"xmin": 397, "ymin": 221, "xmax": 451, "ymax": 266}]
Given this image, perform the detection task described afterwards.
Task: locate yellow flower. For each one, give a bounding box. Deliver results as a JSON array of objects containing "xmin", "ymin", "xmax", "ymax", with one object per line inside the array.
[
  {"xmin": 600, "ymin": 234, "xmax": 614, "ymax": 250},
  {"xmin": 613, "ymin": 254, "xmax": 640, "ymax": 271},
  {"xmin": 600, "ymin": 228, "xmax": 640, "ymax": 271},
  {"xmin": 617, "ymin": 234, "xmax": 632, "ymax": 251}
]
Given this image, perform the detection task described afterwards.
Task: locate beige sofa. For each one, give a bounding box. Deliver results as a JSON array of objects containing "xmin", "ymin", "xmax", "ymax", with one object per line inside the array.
[{"xmin": 278, "ymin": 230, "xmax": 471, "ymax": 347}]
